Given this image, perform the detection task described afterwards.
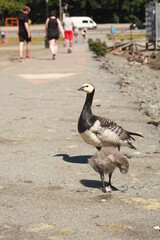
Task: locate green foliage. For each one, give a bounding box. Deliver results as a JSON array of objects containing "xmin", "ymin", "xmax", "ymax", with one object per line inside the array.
[
  {"xmin": 0, "ymin": 0, "xmax": 59, "ymax": 23},
  {"xmin": 0, "ymin": 0, "xmax": 148, "ymax": 24},
  {"xmin": 0, "ymin": 0, "xmax": 25, "ymax": 16},
  {"xmin": 124, "ymin": 14, "xmax": 139, "ymax": 23},
  {"xmin": 88, "ymin": 38, "xmax": 107, "ymax": 56}
]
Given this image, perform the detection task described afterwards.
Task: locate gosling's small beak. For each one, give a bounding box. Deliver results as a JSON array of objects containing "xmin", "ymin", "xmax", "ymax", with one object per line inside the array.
[{"xmin": 78, "ymin": 87, "xmax": 84, "ymax": 91}]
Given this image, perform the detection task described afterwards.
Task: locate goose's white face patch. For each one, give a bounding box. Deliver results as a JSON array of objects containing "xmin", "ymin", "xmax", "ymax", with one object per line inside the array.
[
  {"xmin": 81, "ymin": 83, "xmax": 94, "ymax": 94},
  {"xmin": 80, "ymin": 120, "xmax": 120, "ymax": 147}
]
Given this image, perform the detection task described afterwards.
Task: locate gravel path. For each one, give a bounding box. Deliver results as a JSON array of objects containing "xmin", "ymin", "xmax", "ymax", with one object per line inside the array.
[
  {"xmin": 0, "ymin": 35, "xmax": 160, "ymax": 239},
  {"xmin": 101, "ymin": 52, "xmax": 160, "ymax": 122}
]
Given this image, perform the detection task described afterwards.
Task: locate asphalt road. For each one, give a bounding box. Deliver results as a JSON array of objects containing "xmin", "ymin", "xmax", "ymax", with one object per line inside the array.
[{"xmin": 1, "ymin": 23, "xmax": 138, "ymax": 37}]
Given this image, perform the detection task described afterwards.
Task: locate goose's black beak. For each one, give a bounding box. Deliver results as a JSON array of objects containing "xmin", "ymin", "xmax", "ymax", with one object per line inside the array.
[{"xmin": 78, "ymin": 87, "xmax": 84, "ymax": 91}]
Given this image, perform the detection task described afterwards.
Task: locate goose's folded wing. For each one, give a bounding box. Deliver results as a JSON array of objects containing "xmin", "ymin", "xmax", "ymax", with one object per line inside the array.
[{"xmin": 96, "ymin": 116, "xmax": 132, "ymax": 141}]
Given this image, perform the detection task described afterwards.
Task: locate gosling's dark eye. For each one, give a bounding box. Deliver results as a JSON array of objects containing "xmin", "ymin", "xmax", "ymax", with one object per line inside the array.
[{"xmin": 86, "ymin": 85, "xmax": 89, "ymax": 87}]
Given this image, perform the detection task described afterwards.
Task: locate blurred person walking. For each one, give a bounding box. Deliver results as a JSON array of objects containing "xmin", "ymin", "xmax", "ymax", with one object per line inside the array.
[
  {"xmin": 18, "ymin": 6, "xmax": 32, "ymax": 62},
  {"xmin": 1, "ymin": 31, "xmax": 5, "ymax": 44},
  {"xmin": 74, "ymin": 26, "xmax": 79, "ymax": 43},
  {"xmin": 81, "ymin": 27, "xmax": 87, "ymax": 41},
  {"xmin": 63, "ymin": 13, "xmax": 74, "ymax": 53},
  {"xmin": 45, "ymin": 10, "xmax": 64, "ymax": 60},
  {"xmin": 110, "ymin": 25, "xmax": 116, "ymax": 42}
]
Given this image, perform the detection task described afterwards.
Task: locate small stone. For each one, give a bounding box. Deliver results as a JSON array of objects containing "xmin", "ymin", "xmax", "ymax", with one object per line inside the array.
[
  {"xmin": 153, "ymin": 226, "xmax": 160, "ymax": 231},
  {"xmin": 146, "ymin": 152, "xmax": 151, "ymax": 154},
  {"xmin": 134, "ymin": 152, "xmax": 141, "ymax": 155},
  {"xmin": 101, "ymin": 199, "xmax": 106, "ymax": 202}
]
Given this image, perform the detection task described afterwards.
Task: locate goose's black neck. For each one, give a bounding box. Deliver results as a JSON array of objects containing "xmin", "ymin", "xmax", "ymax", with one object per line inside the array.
[
  {"xmin": 82, "ymin": 89, "xmax": 95, "ymax": 114},
  {"xmin": 78, "ymin": 89, "xmax": 95, "ymax": 133}
]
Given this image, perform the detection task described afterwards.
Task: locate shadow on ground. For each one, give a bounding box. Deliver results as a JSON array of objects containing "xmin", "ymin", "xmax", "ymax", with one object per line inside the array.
[
  {"xmin": 80, "ymin": 179, "xmax": 122, "ymax": 192},
  {"xmin": 54, "ymin": 154, "xmax": 92, "ymax": 164},
  {"xmin": 80, "ymin": 179, "xmax": 104, "ymax": 189}
]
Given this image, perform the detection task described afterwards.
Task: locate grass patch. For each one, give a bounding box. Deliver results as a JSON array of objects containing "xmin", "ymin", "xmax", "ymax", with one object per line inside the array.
[
  {"xmin": 0, "ymin": 37, "xmax": 63, "ymax": 46},
  {"xmin": 107, "ymin": 32, "xmax": 146, "ymax": 41}
]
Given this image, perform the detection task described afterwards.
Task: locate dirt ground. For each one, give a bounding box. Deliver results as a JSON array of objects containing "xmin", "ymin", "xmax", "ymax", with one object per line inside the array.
[
  {"xmin": 0, "ymin": 36, "xmax": 160, "ymax": 240},
  {"xmin": 100, "ymin": 49, "xmax": 160, "ymax": 122}
]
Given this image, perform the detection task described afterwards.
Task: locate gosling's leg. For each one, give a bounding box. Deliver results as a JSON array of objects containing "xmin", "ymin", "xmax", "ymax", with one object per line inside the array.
[
  {"xmin": 100, "ymin": 174, "xmax": 106, "ymax": 193},
  {"xmin": 96, "ymin": 147, "xmax": 101, "ymax": 151},
  {"xmin": 108, "ymin": 172, "xmax": 118, "ymax": 191},
  {"xmin": 108, "ymin": 173, "xmax": 112, "ymax": 186},
  {"xmin": 118, "ymin": 144, "xmax": 121, "ymax": 151}
]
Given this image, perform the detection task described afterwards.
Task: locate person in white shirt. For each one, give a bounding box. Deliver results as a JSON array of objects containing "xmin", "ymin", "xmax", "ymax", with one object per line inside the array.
[{"xmin": 63, "ymin": 13, "xmax": 74, "ymax": 53}]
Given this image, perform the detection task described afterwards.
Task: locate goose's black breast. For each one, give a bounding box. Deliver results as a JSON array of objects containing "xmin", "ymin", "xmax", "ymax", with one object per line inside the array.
[{"xmin": 78, "ymin": 113, "xmax": 97, "ymax": 133}]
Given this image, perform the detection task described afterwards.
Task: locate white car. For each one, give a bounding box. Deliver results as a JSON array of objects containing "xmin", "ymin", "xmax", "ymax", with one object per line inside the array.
[{"xmin": 71, "ymin": 16, "xmax": 97, "ymax": 29}]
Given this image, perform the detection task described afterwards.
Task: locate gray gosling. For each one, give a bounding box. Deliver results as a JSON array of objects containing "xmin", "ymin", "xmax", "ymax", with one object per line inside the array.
[{"xmin": 89, "ymin": 147, "xmax": 129, "ymax": 192}]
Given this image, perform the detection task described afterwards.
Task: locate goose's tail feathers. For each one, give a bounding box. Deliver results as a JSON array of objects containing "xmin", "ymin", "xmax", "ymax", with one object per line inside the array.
[
  {"xmin": 128, "ymin": 131, "xmax": 144, "ymax": 140},
  {"xmin": 128, "ymin": 141, "xmax": 137, "ymax": 150}
]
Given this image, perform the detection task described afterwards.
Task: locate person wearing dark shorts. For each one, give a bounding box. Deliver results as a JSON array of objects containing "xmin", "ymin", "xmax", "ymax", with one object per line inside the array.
[
  {"xmin": 45, "ymin": 10, "xmax": 64, "ymax": 60},
  {"xmin": 18, "ymin": 6, "xmax": 31, "ymax": 61}
]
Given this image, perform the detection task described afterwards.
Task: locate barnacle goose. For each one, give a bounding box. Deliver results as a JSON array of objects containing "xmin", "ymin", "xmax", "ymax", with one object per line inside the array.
[
  {"xmin": 89, "ymin": 147, "xmax": 129, "ymax": 192},
  {"xmin": 78, "ymin": 83, "xmax": 143, "ymax": 151}
]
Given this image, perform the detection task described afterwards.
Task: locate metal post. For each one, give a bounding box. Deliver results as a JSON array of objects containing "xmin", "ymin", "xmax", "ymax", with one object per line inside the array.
[
  {"xmin": 45, "ymin": 0, "xmax": 49, "ymax": 48},
  {"xmin": 59, "ymin": 0, "xmax": 62, "ymax": 21},
  {"xmin": 155, "ymin": 1, "xmax": 158, "ymax": 50},
  {"xmin": 46, "ymin": 0, "xmax": 49, "ymax": 18}
]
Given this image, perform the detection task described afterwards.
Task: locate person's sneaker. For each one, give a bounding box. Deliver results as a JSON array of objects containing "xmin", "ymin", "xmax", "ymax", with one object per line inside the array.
[
  {"xmin": 19, "ymin": 57, "xmax": 24, "ymax": 62},
  {"xmin": 26, "ymin": 56, "xmax": 32, "ymax": 60},
  {"xmin": 52, "ymin": 54, "xmax": 56, "ymax": 60},
  {"xmin": 67, "ymin": 48, "xmax": 72, "ymax": 53}
]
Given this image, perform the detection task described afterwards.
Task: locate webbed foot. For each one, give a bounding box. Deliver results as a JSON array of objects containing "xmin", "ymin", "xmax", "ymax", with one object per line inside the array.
[{"xmin": 107, "ymin": 184, "xmax": 119, "ymax": 191}]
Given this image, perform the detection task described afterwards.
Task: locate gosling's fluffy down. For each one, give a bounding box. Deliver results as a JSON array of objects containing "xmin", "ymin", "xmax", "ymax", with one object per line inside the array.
[{"xmin": 89, "ymin": 147, "xmax": 129, "ymax": 192}]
